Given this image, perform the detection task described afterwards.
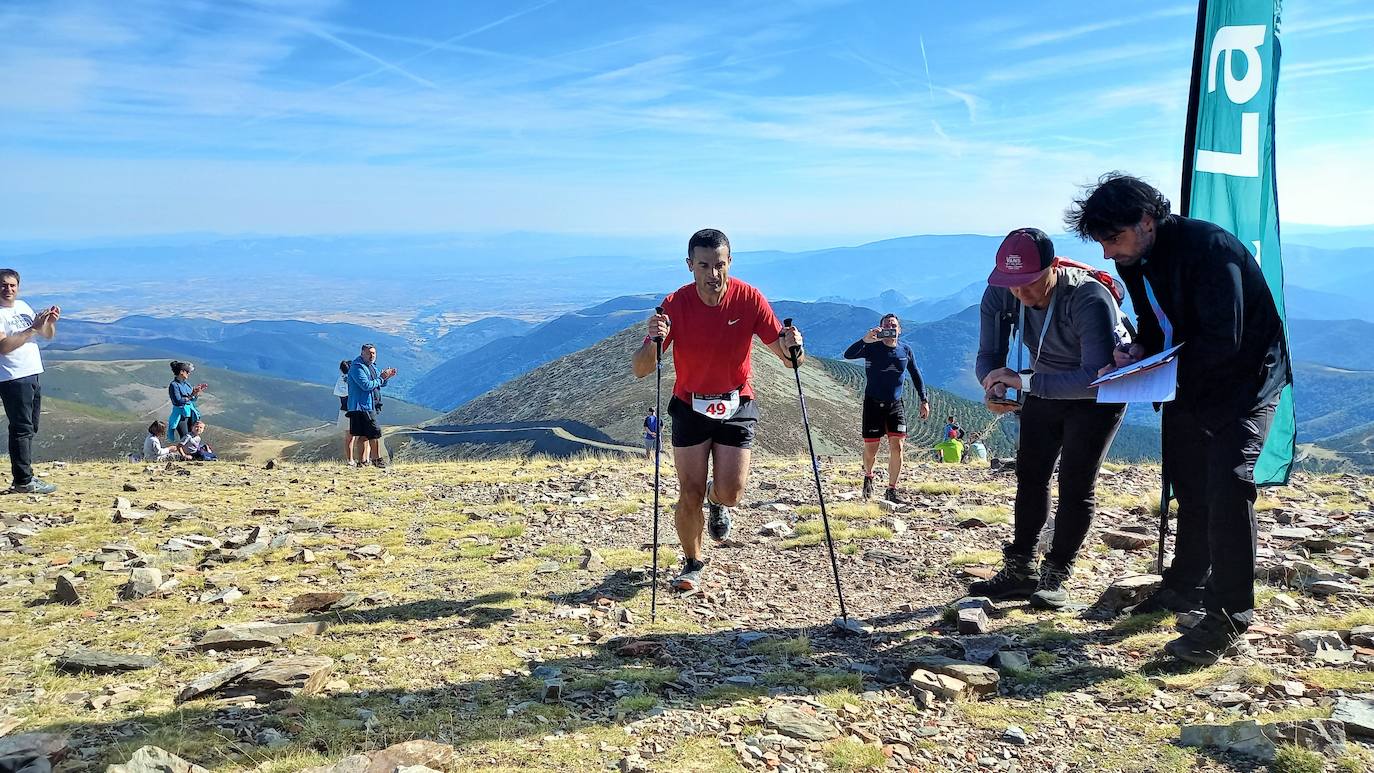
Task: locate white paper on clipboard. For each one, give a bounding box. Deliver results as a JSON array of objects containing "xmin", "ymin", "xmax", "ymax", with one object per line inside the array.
[{"xmin": 1091, "ymin": 343, "xmax": 1183, "ymax": 404}]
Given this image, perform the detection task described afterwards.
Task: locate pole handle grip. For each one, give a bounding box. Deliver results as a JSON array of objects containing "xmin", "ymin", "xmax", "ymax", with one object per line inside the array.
[
  {"xmin": 782, "ymin": 318, "xmax": 800, "ymax": 362},
  {"xmin": 653, "ymin": 305, "xmax": 666, "ymax": 344}
]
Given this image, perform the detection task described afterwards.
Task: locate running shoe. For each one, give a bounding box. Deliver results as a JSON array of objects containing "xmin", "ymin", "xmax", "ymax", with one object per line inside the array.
[
  {"xmin": 705, "ymin": 479, "xmax": 733, "ymax": 542},
  {"xmin": 372, "ymin": 458, "xmax": 387, "ymax": 469},
  {"xmin": 672, "ymin": 558, "xmax": 706, "ymax": 591},
  {"xmin": 11, "ymin": 480, "xmax": 57, "ymax": 495},
  {"xmin": 861, "ymin": 474, "xmax": 874, "ymax": 500},
  {"xmin": 884, "ymin": 487, "xmax": 905, "ymax": 504}
]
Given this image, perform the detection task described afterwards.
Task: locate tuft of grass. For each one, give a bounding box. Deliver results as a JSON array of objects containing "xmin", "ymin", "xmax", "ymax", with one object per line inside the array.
[
  {"xmin": 949, "ymin": 549, "xmax": 1001, "ymax": 566},
  {"xmin": 750, "ymin": 636, "xmax": 811, "ymax": 659},
  {"xmin": 957, "ymin": 504, "xmax": 1012, "ymax": 525},
  {"xmin": 698, "ymin": 685, "xmax": 767, "ymax": 704},
  {"xmin": 914, "ymin": 481, "xmax": 960, "ymax": 495},
  {"xmin": 817, "ymin": 689, "xmax": 861, "ymax": 711},
  {"xmin": 1110, "ymin": 611, "xmax": 1174, "ymax": 637},
  {"xmin": 615, "ymin": 695, "xmax": 658, "ymax": 714},
  {"xmin": 1294, "ymin": 668, "xmax": 1374, "ymax": 692},
  {"xmin": 824, "ymin": 739, "xmax": 885, "ymax": 772},
  {"xmin": 1030, "ymin": 652, "xmax": 1058, "ymax": 668},
  {"xmin": 1283, "ymin": 608, "xmax": 1374, "ymax": 634},
  {"xmin": 1271, "ymin": 745, "xmax": 1325, "ymax": 773},
  {"xmin": 781, "ymin": 522, "xmax": 892, "ymax": 549}
]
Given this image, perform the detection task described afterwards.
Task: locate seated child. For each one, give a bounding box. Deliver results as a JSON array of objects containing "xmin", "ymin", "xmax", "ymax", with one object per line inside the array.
[{"xmin": 144, "ymin": 420, "xmax": 189, "ymax": 462}]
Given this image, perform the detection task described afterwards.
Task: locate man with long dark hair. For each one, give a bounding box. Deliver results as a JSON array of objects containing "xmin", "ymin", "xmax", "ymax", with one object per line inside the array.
[{"xmin": 1066, "ymin": 173, "xmax": 1290, "ymax": 664}]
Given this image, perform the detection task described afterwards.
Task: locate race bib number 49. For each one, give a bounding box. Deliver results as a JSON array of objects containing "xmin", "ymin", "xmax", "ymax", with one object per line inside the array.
[{"xmin": 692, "ymin": 390, "xmax": 742, "ymax": 421}]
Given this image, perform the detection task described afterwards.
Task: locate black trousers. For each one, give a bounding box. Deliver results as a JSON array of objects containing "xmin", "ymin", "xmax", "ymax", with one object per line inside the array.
[
  {"xmin": 1010, "ymin": 395, "xmax": 1126, "ymax": 566},
  {"xmin": 0, "ymin": 374, "xmax": 41, "ymax": 487},
  {"xmin": 1161, "ymin": 401, "xmax": 1275, "ymax": 627}
]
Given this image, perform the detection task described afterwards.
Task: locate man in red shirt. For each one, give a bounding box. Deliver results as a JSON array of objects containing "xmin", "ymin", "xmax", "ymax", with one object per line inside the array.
[{"xmin": 632, "ymin": 228, "xmax": 804, "ymax": 591}]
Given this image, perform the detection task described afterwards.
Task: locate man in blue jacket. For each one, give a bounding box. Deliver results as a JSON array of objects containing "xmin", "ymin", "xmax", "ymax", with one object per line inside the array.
[
  {"xmin": 843, "ymin": 313, "xmax": 930, "ymax": 502},
  {"xmin": 347, "ymin": 343, "xmax": 397, "ymax": 468}
]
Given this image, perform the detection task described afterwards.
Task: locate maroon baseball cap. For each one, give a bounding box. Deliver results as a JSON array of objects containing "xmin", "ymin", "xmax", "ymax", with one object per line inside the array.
[{"xmin": 988, "ymin": 228, "xmax": 1055, "ymax": 288}]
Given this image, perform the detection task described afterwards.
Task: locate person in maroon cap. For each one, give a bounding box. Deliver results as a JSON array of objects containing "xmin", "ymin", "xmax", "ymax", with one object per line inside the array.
[{"xmin": 968, "ymin": 227, "xmax": 1129, "ymax": 609}]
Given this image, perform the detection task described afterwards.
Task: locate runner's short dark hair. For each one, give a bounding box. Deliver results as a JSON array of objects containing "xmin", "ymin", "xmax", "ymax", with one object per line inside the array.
[
  {"xmin": 1065, "ymin": 172, "xmax": 1172, "ymax": 241},
  {"xmin": 149, "ymin": 420, "xmax": 167, "ymax": 435},
  {"xmin": 880, "ymin": 313, "xmax": 899, "ymax": 325},
  {"xmin": 0, "ymin": 269, "xmax": 18, "ymax": 284},
  {"xmin": 361, "ymin": 343, "xmax": 375, "ymax": 352},
  {"xmin": 688, "ymin": 228, "xmax": 730, "ymax": 256}
]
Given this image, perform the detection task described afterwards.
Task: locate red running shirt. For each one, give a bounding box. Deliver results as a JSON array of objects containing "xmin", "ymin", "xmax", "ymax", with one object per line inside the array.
[{"xmin": 661, "ymin": 278, "xmax": 782, "ymax": 402}]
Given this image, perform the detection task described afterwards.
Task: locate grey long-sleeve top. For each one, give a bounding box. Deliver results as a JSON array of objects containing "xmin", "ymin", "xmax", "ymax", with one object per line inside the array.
[{"xmin": 975, "ymin": 267, "xmax": 1126, "ymax": 400}]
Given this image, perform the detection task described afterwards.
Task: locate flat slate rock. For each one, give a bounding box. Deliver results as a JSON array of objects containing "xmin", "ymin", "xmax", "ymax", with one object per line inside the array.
[
  {"xmin": 763, "ymin": 704, "xmax": 839, "ymax": 742},
  {"xmin": 289, "ymin": 592, "xmax": 360, "ymax": 613},
  {"xmin": 194, "ymin": 621, "xmax": 328, "ymax": 651},
  {"xmin": 219, "ymin": 655, "xmax": 335, "ymax": 701},
  {"xmin": 55, "ymin": 648, "xmax": 158, "ymax": 674},
  {"xmin": 106, "ymin": 745, "xmax": 210, "ymax": 773},
  {"xmin": 1332, "ymin": 698, "xmax": 1374, "ymax": 738},
  {"xmin": 176, "ymin": 658, "xmax": 263, "ymax": 703}
]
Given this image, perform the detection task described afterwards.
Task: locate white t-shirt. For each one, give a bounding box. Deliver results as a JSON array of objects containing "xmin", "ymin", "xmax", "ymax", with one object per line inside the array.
[
  {"xmin": 181, "ymin": 433, "xmax": 204, "ymax": 455},
  {"xmin": 0, "ymin": 300, "xmax": 44, "ymax": 382},
  {"xmin": 333, "ymin": 374, "xmax": 349, "ymax": 397}
]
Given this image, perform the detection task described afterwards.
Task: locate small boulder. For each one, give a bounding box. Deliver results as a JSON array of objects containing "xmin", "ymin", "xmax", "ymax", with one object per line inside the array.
[
  {"xmin": 106, "ymin": 745, "xmax": 210, "ymax": 773},
  {"xmin": 957, "ymin": 607, "xmax": 989, "ymax": 635},
  {"xmin": 762, "ymin": 704, "xmax": 839, "ymax": 742},
  {"xmin": 1100, "ymin": 529, "xmax": 1153, "ymax": 551},
  {"xmin": 55, "ymin": 648, "xmax": 158, "ymax": 674},
  {"xmin": 120, "ymin": 568, "xmax": 164, "ymax": 600}
]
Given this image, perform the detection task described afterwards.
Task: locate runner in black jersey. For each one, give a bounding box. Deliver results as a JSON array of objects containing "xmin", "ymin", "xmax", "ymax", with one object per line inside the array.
[{"xmin": 842, "ymin": 313, "xmax": 929, "ymax": 503}]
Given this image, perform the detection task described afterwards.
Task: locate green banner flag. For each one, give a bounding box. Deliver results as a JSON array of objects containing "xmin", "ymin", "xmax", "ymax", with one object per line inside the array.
[{"xmin": 1182, "ymin": 0, "xmax": 1293, "ymax": 485}]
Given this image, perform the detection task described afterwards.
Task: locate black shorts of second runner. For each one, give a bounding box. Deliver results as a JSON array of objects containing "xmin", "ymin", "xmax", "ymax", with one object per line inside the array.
[
  {"xmin": 861, "ymin": 397, "xmax": 907, "ymax": 441},
  {"xmin": 347, "ymin": 410, "xmax": 383, "ymax": 440},
  {"xmin": 668, "ymin": 395, "xmax": 759, "ymax": 449}
]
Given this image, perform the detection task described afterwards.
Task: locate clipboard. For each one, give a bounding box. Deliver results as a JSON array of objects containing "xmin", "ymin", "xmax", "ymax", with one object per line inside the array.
[{"xmin": 1089, "ymin": 343, "xmax": 1184, "ymax": 386}]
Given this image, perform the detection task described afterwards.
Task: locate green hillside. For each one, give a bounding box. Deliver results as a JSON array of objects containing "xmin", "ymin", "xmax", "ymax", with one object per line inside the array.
[
  {"xmin": 0, "ymin": 398, "xmax": 261, "ymax": 462},
  {"xmin": 37, "ymin": 359, "xmax": 437, "ymax": 438}
]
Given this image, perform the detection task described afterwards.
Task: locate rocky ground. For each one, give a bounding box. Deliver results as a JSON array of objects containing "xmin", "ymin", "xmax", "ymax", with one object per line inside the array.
[{"xmin": 1, "ymin": 456, "xmax": 1372, "ymax": 773}]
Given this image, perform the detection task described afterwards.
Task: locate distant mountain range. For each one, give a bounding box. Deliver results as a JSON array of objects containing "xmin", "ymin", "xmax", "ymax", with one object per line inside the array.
[{"xmin": 19, "ymin": 228, "xmax": 1371, "ymax": 325}]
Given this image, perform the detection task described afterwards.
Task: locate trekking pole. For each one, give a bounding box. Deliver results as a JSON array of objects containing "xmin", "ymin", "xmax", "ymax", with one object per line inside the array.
[
  {"xmin": 650, "ymin": 306, "xmax": 665, "ymax": 623},
  {"xmin": 782, "ymin": 318, "xmax": 862, "ymax": 635},
  {"xmin": 1155, "ymin": 419, "xmax": 1170, "ymax": 574}
]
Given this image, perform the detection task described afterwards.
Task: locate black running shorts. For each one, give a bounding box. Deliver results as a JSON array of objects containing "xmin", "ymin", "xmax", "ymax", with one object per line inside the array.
[
  {"xmin": 668, "ymin": 395, "xmax": 759, "ymax": 449},
  {"xmin": 347, "ymin": 410, "xmax": 383, "ymax": 440},
  {"xmin": 861, "ymin": 397, "xmax": 906, "ymax": 441}
]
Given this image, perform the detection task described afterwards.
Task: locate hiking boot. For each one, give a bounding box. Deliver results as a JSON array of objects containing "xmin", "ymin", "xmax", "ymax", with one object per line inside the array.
[
  {"xmin": 1126, "ymin": 585, "xmax": 1204, "ymax": 616},
  {"xmin": 861, "ymin": 474, "xmax": 874, "ymax": 500},
  {"xmin": 884, "ymin": 487, "xmax": 904, "ymax": 504},
  {"xmin": 1028, "ymin": 560, "xmax": 1072, "ymax": 610},
  {"xmin": 1163, "ymin": 612, "xmax": 1253, "ymax": 665},
  {"xmin": 11, "ymin": 480, "xmax": 57, "ymax": 495},
  {"xmin": 968, "ymin": 548, "xmax": 1038, "ymax": 601},
  {"xmin": 346, "ymin": 460, "xmax": 358, "ymax": 468},
  {"xmin": 672, "ymin": 558, "xmax": 706, "ymax": 591},
  {"xmin": 372, "ymin": 458, "xmax": 387, "ymax": 469},
  {"xmin": 705, "ymin": 479, "xmax": 733, "ymax": 542}
]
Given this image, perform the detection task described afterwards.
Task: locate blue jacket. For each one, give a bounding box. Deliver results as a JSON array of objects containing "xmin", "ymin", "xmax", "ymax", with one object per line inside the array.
[
  {"xmin": 167, "ymin": 379, "xmax": 200, "ymax": 440},
  {"xmin": 347, "ymin": 357, "xmax": 388, "ymax": 413}
]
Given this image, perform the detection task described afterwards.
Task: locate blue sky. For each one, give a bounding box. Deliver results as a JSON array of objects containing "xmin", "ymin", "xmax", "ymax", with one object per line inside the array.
[{"xmin": 1, "ymin": 0, "xmax": 1369, "ymax": 247}]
